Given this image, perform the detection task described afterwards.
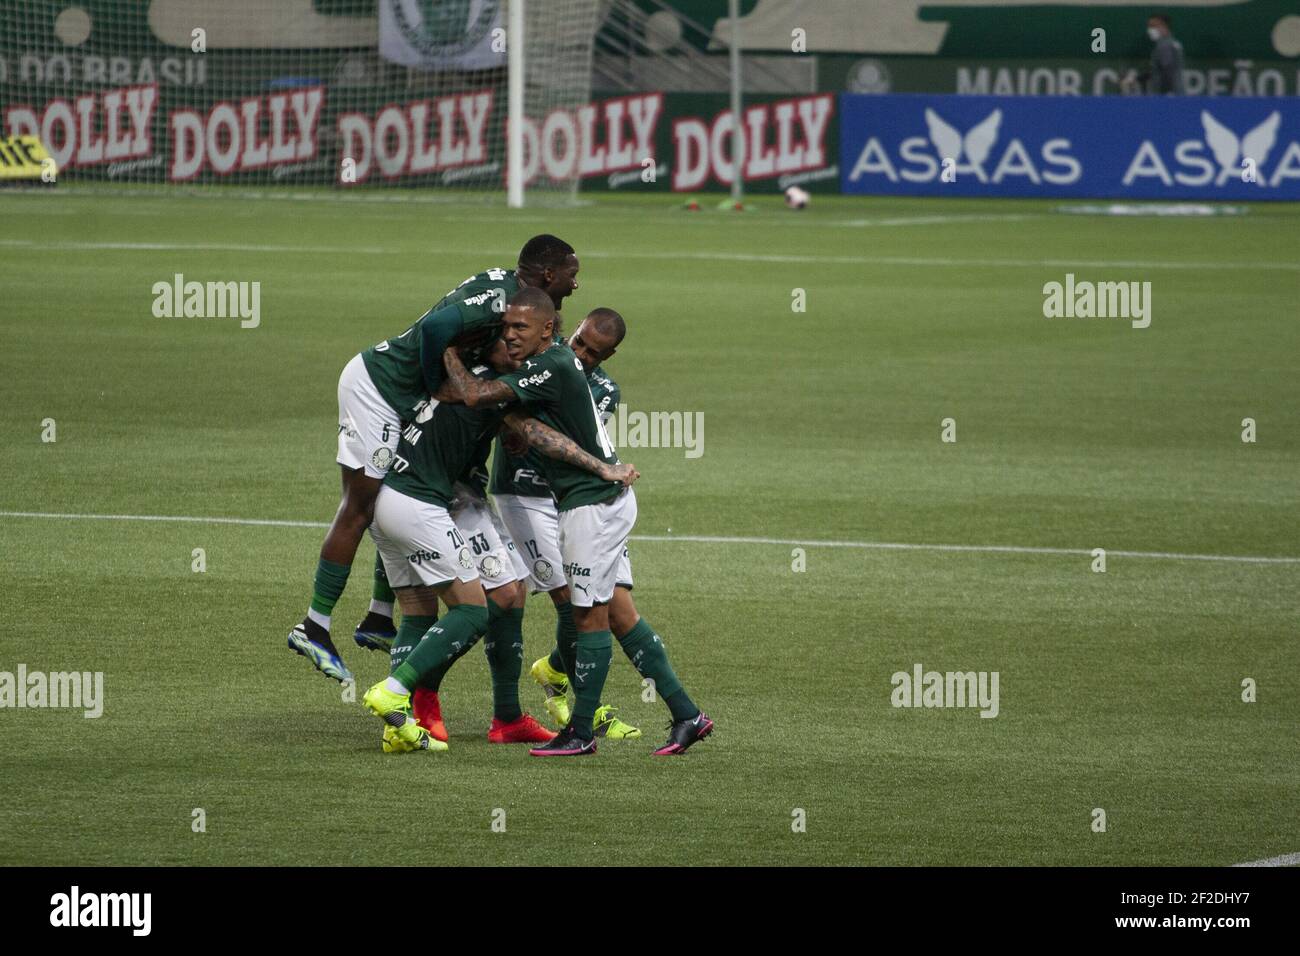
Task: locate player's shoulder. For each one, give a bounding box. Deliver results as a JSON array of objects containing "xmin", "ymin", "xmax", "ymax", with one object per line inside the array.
[
  {"xmin": 466, "ymin": 265, "xmax": 516, "ymax": 285},
  {"xmin": 588, "ymin": 364, "xmax": 618, "ymax": 394},
  {"xmin": 442, "ymin": 267, "xmax": 517, "ymax": 303},
  {"xmin": 527, "ymin": 342, "xmax": 582, "ymax": 376}
]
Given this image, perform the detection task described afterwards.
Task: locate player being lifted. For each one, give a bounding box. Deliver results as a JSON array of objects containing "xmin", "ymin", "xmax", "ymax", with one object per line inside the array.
[
  {"xmin": 443, "ymin": 304, "xmax": 713, "ymax": 756},
  {"xmin": 287, "ymin": 235, "xmax": 580, "ymax": 684},
  {"xmin": 359, "ymin": 289, "xmax": 635, "ymax": 753},
  {"xmin": 492, "ymin": 308, "xmax": 639, "ymax": 737}
]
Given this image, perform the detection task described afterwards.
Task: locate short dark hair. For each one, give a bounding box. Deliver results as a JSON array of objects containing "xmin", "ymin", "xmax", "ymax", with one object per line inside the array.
[
  {"xmin": 509, "ymin": 286, "xmax": 556, "ymax": 323},
  {"xmin": 518, "ymin": 234, "xmax": 575, "ymax": 272},
  {"xmin": 585, "ymin": 307, "xmax": 626, "ymax": 345},
  {"xmin": 1149, "ymin": 13, "xmax": 1170, "ymax": 27}
]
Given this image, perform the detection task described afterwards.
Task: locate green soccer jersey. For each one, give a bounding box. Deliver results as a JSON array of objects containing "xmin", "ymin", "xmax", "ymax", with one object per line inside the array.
[
  {"xmin": 587, "ymin": 364, "xmax": 621, "ymax": 422},
  {"xmin": 361, "ymin": 267, "xmax": 520, "ymax": 421},
  {"xmin": 457, "ymin": 424, "xmax": 497, "ymax": 499},
  {"xmin": 384, "ymin": 366, "xmax": 507, "ymax": 510},
  {"xmin": 489, "ymin": 362, "xmax": 621, "ymax": 500},
  {"xmin": 498, "ymin": 344, "xmax": 622, "ymax": 511}
]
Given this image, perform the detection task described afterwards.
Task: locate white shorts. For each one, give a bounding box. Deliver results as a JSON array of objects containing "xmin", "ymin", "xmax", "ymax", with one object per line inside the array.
[
  {"xmin": 493, "ymin": 493, "xmax": 566, "ymax": 593},
  {"xmin": 557, "ymin": 488, "xmax": 635, "ymax": 607},
  {"xmin": 369, "ymin": 485, "xmax": 480, "ymax": 589},
  {"xmin": 449, "ymin": 487, "xmax": 523, "ymax": 591},
  {"xmin": 336, "ymin": 353, "xmax": 401, "ymax": 479}
]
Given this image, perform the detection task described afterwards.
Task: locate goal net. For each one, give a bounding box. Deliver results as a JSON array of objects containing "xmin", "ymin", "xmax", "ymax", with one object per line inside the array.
[{"xmin": 0, "ymin": 0, "xmax": 605, "ymax": 202}]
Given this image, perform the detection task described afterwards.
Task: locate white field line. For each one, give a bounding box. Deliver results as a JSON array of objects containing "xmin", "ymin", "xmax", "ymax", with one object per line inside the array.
[
  {"xmin": 1, "ymin": 511, "xmax": 1297, "ymax": 566},
  {"xmin": 1232, "ymin": 851, "xmax": 1300, "ymax": 867},
  {"xmin": 830, "ymin": 214, "xmax": 1043, "ymax": 227},
  {"xmin": 0, "ymin": 238, "xmax": 1295, "ymax": 272}
]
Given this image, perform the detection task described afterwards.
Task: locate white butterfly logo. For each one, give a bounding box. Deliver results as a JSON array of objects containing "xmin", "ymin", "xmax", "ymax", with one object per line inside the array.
[
  {"xmin": 1201, "ymin": 111, "xmax": 1280, "ymax": 185},
  {"xmin": 924, "ymin": 108, "xmax": 1002, "ymax": 173}
]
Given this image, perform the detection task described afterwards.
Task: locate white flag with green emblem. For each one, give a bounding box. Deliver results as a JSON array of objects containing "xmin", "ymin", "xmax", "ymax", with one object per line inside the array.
[{"xmin": 379, "ymin": 0, "xmax": 506, "ymax": 71}]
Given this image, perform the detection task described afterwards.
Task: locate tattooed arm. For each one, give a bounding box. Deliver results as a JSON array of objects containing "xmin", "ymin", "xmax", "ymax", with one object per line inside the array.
[
  {"xmin": 430, "ymin": 380, "xmax": 461, "ymax": 403},
  {"xmin": 443, "ymin": 346, "xmax": 517, "ymax": 408},
  {"xmin": 502, "ymin": 411, "xmax": 639, "ymax": 487}
]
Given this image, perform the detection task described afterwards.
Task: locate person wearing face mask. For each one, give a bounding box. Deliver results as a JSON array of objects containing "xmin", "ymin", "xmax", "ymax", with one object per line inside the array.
[{"xmin": 1145, "ymin": 13, "xmax": 1184, "ymax": 95}]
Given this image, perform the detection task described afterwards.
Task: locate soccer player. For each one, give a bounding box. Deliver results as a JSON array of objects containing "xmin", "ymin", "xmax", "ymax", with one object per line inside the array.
[
  {"xmin": 442, "ymin": 306, "xmax": 713, "ymax": 757},
  {"xmin": 359, "ymin": 289, "xmax": 634, "ymax": 753},
  {"xmin": 492, "ymin": 309, "xmax": 639, "ymax": 737},
  {"xmin": 287, "ymin": 235, "xmax": 580, "ymax": 684}
]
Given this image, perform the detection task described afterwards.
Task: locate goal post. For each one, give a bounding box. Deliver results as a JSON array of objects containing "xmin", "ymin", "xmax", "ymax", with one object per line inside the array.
[{"xmin": 507, "ymin": 0, "xmax": 525, "ymax": 208}]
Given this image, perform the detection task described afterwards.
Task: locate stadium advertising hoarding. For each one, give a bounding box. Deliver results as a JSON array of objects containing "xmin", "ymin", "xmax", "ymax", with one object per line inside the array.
[
  {"xmin": 839, "ymin": 93, "xmax": 1300, "ymax": 200},
  {"xmin": 0, "ymin": 82, "xmax": 836, "ymax": 192},
  {"xmin": 332, "ymin": 89, "xmax": 836, "ymax": 193},
  {"xmin": 571, "ymin": 92, "xmax": 837, "ymax": 194},
  {"xmin": 337, "ymin": 90, "xmax": 837, "ymax": 193}
]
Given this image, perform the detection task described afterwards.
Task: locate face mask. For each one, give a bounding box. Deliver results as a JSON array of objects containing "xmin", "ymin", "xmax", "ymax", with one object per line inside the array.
[{"xmin": 1147, "ymin": 27, "xmax": 1161, "ymax": 41}]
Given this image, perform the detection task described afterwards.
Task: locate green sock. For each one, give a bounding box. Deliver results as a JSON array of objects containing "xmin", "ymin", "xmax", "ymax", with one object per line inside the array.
[
  {"xmin": 484, "ymin": 599, "xmax": 524, "ymax": 723},
  {"xmin": 389, "ymin": 615, "xmax": 436, "ymax": 674},
  {"xmin": 547, "ymin": 645, "xmax": 565, "ymax": 674},
  {"xmin": 419, "ymin": 637, "xmax": 474, "ymax": 692},
  {"xmin": 618, "ymin": 617, "xmax": 699, "ymax": 721},
  {"xmin": 553, "ymin": 601, "xmax": 578, "ymax": 681},
  {"xmin": 373, "ymin": 553, "xmax": 396, "ymax": 605},
  {"xmin": 392, "ymin": 604, "xmax": 489, "ymax": 690},
  {"xmin": 571, "ymin": 630, "xmax": 612, "ymax": 739},
  {"xmin": 309, "ymin": 558, "xmax": 352, "ymax": 618},
  {"xmin": 399, "ymin": 609, "xmax": 477, "ymax": 693}
]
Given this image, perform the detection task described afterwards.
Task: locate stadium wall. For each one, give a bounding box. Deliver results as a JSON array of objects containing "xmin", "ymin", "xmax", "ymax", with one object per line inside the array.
[{"xmin": 627, "ymin": 1, "xmax": 1300, "ymax": 96}]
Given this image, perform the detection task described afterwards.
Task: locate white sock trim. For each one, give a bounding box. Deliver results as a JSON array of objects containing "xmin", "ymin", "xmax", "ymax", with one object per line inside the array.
[{"xmin": 384, "ymin": 676, "xmax": 409, "ymax": 695}]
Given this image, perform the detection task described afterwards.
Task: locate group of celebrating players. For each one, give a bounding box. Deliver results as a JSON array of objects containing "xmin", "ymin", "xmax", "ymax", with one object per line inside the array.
[{"xmin": 285, "ymin": 235, "xmax": 713, "ymax": 757}]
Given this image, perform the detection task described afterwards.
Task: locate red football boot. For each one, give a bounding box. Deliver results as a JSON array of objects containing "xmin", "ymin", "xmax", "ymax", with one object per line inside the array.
[
  {"xmin": 488, "ymin": 713, "xmax": 557, "ymax": 744},
  {"xmin": 412, "ymin": 688, "xmax": 448, "ymax": 742}
]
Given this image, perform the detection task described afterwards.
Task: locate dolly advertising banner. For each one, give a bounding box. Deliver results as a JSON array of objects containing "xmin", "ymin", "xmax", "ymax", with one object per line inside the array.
[{"xmin": 0, "ymin": 81, "xmax": 838, "ymax": 192}]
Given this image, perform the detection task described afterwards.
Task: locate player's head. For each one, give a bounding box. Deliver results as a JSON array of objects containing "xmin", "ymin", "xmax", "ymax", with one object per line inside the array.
[
  {"xmin": 517, "ymin": 234, "xmax": 579, "ymax": 309},
  {"xmin": 568, "ymin": 307, "xmax": 625, "ymax": 374},
  {"xmin": 502, "ymin": 287, "xmax": 557, "ymax": 361},
  {"xmin": 1147, "ymin": 13, "xmax": 1170, "ymax": 37}
]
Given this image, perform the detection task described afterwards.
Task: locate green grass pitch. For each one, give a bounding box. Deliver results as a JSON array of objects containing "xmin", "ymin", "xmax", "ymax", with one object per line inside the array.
[{"xmin": 1, "ymin": 189, "xmax": 1296, "ymax": 866}]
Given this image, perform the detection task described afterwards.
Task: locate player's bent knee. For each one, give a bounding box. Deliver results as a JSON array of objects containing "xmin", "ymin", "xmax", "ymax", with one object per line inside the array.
[
  {"xmin": 396, "ymin": 585, "xmax": 440, "ymax": 616},
  {"xmin": 609, "ymin": 587, "xmax": 639, "ymax": 637},
  {"xmin": 573, "ymin": 604, "xmax": 610, "ymax": 632},
  {"xmin": 442, "ymin": 578, "xmax": 487, "ymax": 608},
  {"xmin": 487, "ymin": 580, "xmax": 524, "ymax": 609}
]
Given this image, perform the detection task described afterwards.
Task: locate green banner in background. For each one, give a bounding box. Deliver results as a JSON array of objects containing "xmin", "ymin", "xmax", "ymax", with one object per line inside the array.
[
  {"xmin": 819, "ymin": 55, "xmax": 1300, "ymax": 96},
  {"xmin": 640, "ymin": 0, "xmax": 1300, "ymax": 61}
]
